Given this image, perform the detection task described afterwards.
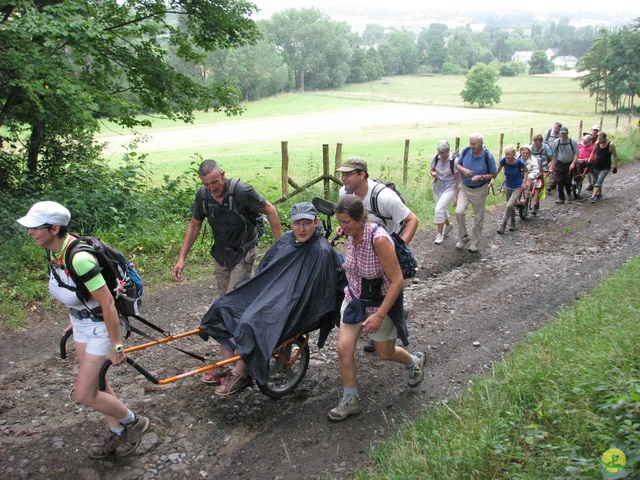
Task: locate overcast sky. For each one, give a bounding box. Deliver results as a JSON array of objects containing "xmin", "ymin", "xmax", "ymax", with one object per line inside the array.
[
  {"xmin": 251, "ymin": 0, "xmax": 636, "ymax": 30},
  {"xmin": 252, "ymin": 0, "xmax": 633, "ymax": 15}
]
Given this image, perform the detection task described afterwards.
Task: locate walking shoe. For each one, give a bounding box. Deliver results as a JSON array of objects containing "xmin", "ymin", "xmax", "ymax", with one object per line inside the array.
[
  {"xmin": 455, "ymin": 235, "xmax": 470, "ymax": 249},
  {"xmin": 407, "ymin": 352, "xmax": 427, "ymax": 388},
  {"xmin": 497, "ymin": 223, "xmax": 506, "ymax": 235},
  {"xmin": 555, "ymin": 200, "xmax": 565, "ymax": 205},
  {"xmin": 585, "ymin": 185, "xmax": 594, "ymax": 191},
  {"xmin": 327, "ymin": 395, "xmax": 362, "ymax": 422},
  {"xmin": 589, "ymin": 196, "xmax": 596, "ymax": 204},
  {"xmin": 443, "ymin": 224, "xmax": 454, "ymax": 236},
  {"xmin": 88, "ymin": 431, "xmax": 122, "ymax": 459},
  {"xmin": 434, "ymin": 233, "xmax": 444, "ymax": 245},
  {"xmin": 532, "ymin": 204, "xmax": 539, "ymax": 216},
  {"xmin": 214, "ymin": 372, "xmax": 251, "ymax": 396},
  {"xmin": 115, "ymin": 415, "xmax": 150, "ymax": 457},
  {"xmin": 468, "ymin": 244, "xmax": 478, "ymax": 253},
  {"xmin": 509, "ymin": 219, "xmax": 517, "ymax": 231},
  {"xmin": 363, "ymin": 339, "xmax": 376, "ymax": 352},
  {"xmin": 201, "ymin": 366, "xmax": 231, "ymax": 386}
]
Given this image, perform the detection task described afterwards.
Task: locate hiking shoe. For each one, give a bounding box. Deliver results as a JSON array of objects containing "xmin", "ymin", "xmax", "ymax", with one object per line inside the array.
[
  {"xmin": 408, "ymin": 352, "xmax": 427, "ymax": 388},
  {"xmin": 328, "ymin": 395, "xmax": 362, "ymax": 422},
  {"xmin": 363, "ymin": 339, "xmax": 376, "ymax": 353},
  {"xmin": 116, "ymin": 415, "xmax": 150, "ymax": 457},
  {"xmin": 555, "ymin": 200, "xmax": 565, "ymax": 205},
  {"xmin": 509, "ymin": 219, "xmax": 517, "ymax": 231},
  {"xmin": 468, "ymin": 244, "xmax": 478, "ymax": 253},
  {"xmin": 585, "ymin": 185, "xmax": 594, "ymax": 191},
  {"xmin": 590, "ymin": 196, "xmax": 596, "ymax": 204},
  {"xmin": 497, "ymin": 223, "xmax": 506, "ymax": 235},
  {"xmin": 434, "ymin": 233, "xmax": 444, "ymax": 245},
  {"xmin": 201, "ymin": 366, "xmax": 231, "ymax": 386},
  {"xmin": 88, "ymin": 431, "xmax": 122, "ymax": 459},
  {"xmin": 455, "ymin": 235, "xmax": 470, "ymax": 249},
  {"xmin": 214, "ymin": 372, "xmax": 251, "ymax": 396},
  {"xmin": 443, "ymin": 224, "xmax": 454, "ymax": 236}
]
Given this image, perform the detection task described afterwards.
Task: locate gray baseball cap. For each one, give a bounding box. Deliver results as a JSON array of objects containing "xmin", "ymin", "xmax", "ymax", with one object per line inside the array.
[{"xmin": 291, "ymin": 202, "xmax": 318, "ymax": 221}]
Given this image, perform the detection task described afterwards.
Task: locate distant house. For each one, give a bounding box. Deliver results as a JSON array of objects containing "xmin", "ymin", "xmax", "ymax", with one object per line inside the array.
[
  {"xmin": 512, "ymin": 51, "xmax": 533, "ymax": 64},
  {"xmin": 552, "ymin": 55, "xmax": 579, "ymax": 70},
  {"xmin": 546, "ymin": 48, "xmax": 559, "ymax": 60}
]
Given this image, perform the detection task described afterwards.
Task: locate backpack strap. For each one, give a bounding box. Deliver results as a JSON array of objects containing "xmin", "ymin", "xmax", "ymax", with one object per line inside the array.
[
  {"xmin": 459, "ymin": 147, "xmax": 491, "ymax": 173},
  {"xmin": 227, "ymin": 177, "xmax": 239, "ymax": 212},
  {"xmin": 369, "ymin": 180, "xmax": 391, "ymax": 221}
]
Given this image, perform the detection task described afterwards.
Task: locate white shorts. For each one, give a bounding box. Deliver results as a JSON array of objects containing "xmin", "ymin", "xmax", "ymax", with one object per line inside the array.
[{"xmin": 71, "ymin": 317, "xmax": 113, "ymax": 356}]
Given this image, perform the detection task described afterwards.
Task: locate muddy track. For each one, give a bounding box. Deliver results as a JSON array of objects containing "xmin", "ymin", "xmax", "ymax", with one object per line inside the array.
[{"xmin": 1, "ymin": 161, "xmax": 639, "ymax": 480}]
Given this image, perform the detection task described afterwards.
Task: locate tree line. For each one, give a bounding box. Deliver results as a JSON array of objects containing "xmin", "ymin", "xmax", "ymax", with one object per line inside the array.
[{"xmin": 1, "ymin": 0, "xmax": 639, "ymax": 197}]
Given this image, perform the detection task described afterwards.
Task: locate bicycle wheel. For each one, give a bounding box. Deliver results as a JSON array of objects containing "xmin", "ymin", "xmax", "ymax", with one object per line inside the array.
[
  {"xmin": 258, "ymin": 336, "xmax": 309, "ymax": 399},
  {"xmin": 518, "ymin": 192, "xmax": 529, "ymax": 220}
]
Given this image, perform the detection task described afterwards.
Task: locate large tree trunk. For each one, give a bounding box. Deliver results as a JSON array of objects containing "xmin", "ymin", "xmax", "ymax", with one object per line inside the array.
[{"xmin": 27, "ymin": 122, "xmax": 43, "ymax": 175}]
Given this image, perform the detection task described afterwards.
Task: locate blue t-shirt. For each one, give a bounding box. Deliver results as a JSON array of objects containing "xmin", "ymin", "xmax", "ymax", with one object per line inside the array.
[
  {"xmin": 500, "ymin": 157, "xmax": 526, "ymax": 189},
  {"xmin": 457, "ymin": 147, "xmax": 498, "ymax": 187}
]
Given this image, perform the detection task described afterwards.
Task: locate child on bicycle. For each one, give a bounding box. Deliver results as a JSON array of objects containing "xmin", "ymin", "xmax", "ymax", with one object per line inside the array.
[{"xmin": 521, "ymin": 144, "xmax": 543, "ymax": 215}]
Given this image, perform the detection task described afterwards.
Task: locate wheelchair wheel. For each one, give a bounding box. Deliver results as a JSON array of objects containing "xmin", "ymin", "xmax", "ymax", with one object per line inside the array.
[
  {"xmin": 258, "ymin": 336, "xmax": 309, "ymax": 399},
  {"xmin": 572, "ymin": 177, "xmax": 583, "ymax": 198}
]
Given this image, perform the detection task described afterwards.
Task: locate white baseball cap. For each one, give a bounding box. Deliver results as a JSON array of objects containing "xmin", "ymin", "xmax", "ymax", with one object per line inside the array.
[
  {"xmin": 17, "ymin": 201, "xmax": 71, "ymax": 228},
  {"xmin": 592, "ymin": 124, "xmax": 600, "ymax": 131}
]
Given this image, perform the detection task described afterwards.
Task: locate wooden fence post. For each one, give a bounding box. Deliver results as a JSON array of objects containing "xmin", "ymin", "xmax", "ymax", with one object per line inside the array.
[
  {"xmin": 403, "ymin": 139, "xmax": 410, "ymax": 186},
  {"xmin": 334, "ymin": 143, "xmax": 343, "ymax": 197},
  {"xmin": 323, "ymin": 144, "xmax": 330, "ymax": 199},
  {"xmin": 281, "ymin": 141, "xmax": 289, "ymax": 196},
  {"xmin": 529, "ymin": 128, "xmax": 534, "ymax": 142},
  {"xmin": 455, "ymin": 137, "xmax": 461, "ymax": 153},
  {"xmin": 498, "ymin": 133, "xmax": 504, "ymax": 159}
]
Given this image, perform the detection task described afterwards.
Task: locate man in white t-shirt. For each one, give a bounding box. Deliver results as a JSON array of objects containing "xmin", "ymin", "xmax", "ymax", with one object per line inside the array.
[
  {"xmin": 336, "ymin": 157, "xmax": 419, "ymax": 352},
  {"xmin": 336, "ymin": 157, "xmax": 418, "ymax": 241}
]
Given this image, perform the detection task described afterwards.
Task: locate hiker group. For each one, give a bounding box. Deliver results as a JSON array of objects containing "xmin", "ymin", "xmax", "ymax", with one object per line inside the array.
[
  {"xmin": 430, "ymin": 125, "xmax": 619, "ymax": 246},
  {"xmin": 16, "ymin": 125, "xmax": 620, "ymax": 457}
]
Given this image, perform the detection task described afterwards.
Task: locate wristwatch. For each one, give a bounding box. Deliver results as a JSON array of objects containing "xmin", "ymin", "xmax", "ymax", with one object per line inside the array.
[{"xmin": 112, "ymin": 344, "xmax": 124, "ymax": 354}]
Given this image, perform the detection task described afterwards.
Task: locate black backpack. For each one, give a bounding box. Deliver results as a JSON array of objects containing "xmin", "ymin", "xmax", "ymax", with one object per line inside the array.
[
  {"xmin": 48, "ymin": 236, "xmax": 143, "ymax": 319},
  {"xmin": 369, "ymin": 178, "xmax": 406, "ymax": 221},
  {"xmin": 201, "ymin": 177, "xmax": 265, "ymax": 245},
  {"xmin": 432, "ymin": 152, "xmax": 459, "ymax": 174}
]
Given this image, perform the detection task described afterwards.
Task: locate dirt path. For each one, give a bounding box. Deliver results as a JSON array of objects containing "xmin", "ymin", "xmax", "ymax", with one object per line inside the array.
[{"xmin": 1, "ymin": 161, "xmax": 639, "ymax": 480}]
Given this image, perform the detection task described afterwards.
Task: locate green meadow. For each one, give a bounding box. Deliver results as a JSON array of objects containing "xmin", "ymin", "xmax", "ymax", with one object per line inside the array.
[{"xmin": 97, "ymin": 74, "xmax": 622, "ymax": 197}]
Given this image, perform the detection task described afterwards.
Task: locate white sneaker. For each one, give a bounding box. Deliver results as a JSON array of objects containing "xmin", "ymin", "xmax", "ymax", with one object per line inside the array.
[
  {"xmin": 328, "ymin": 395, "xmax": 362, "ymax": 422},
  {"xmin": 434, "ymin": 233, "xmax": 444, "ymax": 245},
  {"xmin": 443, "ymin": 224, "xmax": 454, "ymax": 236},
  {"xmin": 455, "ymin": 235, "xmax": 470, "ymax": 249}
]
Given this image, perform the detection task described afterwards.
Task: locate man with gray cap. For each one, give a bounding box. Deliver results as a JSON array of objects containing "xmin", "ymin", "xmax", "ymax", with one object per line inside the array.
[
  {"xmin": 336, "ymin": 157, "xmax": 418, "ymax": 352},
  {"xmin": 200, "ymin": 201, "xmax": 342, "ymax": 395},
  {"xmin": 550, "ymin": 127, "xmax": 579, "ymax": 204},
  {"xmin": 17, "ymin": 201, "xmax": 150, "ymax": 458}
]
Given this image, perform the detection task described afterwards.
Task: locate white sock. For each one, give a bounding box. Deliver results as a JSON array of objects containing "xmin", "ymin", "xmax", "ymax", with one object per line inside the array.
[
  {"xmin": 343, "ymin": 387, "xmax": 358, "ymax": 398},
  {"xmin": 119, "ymin": 409, "xmax": 135, "ymax": 426}
]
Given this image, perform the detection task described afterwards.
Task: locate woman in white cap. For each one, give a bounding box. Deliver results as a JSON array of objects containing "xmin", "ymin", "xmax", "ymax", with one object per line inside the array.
[
  {"xmin": 17, "ymin": 201, "xmax": 149, "ymax": 459},
  {"xmin": 430, "ymin": 140, "xmax": 460, "ymax": 245}
]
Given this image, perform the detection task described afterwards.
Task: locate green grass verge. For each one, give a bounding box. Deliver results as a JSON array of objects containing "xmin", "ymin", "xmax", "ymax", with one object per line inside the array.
[{"xmin": 355, "ymin": 256, "xmax": 640, "ymax": 479}]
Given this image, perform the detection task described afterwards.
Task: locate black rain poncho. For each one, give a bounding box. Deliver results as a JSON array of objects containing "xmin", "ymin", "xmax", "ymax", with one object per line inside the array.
[{"xmin": 199, "ymin": 229, "xmax": 344, "ymax": 385}]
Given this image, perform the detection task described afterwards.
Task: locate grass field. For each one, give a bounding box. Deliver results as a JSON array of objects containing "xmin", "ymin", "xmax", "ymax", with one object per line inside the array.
[{"xmin": 96, "ymin": 73, "xmax": 630, "ymax": 197}]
